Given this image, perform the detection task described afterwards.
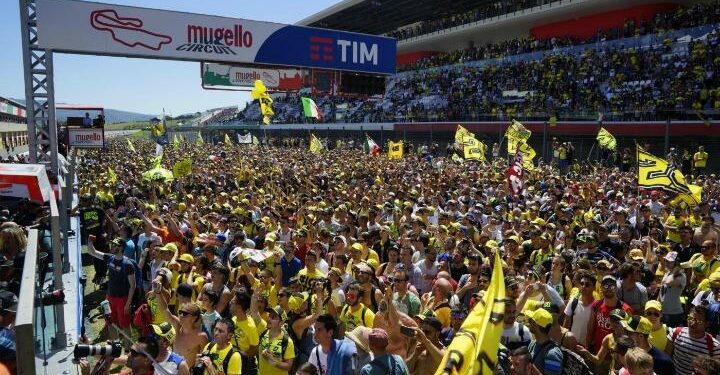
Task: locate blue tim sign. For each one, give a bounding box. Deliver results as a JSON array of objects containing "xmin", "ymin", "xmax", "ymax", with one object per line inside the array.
[{"xmin": 254, "ymin": 26, "xmax": 396, "ymax": 75}]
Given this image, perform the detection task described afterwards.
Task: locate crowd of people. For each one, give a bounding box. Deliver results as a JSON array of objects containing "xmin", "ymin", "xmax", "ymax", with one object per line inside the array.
[
  {"xmin": 234, "ymin": 1, "xmax": 720, "ymax": 125},
  {"xmin": 67, "ymin": 136, "xmax": 720, "ymax": 375},
  {"xmin": 398, "ymin": 1, "xmax": 720, "ymax": 71}
]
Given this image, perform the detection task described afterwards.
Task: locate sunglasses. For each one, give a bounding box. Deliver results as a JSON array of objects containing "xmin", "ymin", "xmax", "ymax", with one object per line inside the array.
[
  {"xmin": 645, "ymin": 311, "xmax": 660, "ymax": 317},
  {"xmin": 179, "ymin": 310, "xmax": 198, "ymax": 317},
  {"xmin": 129, "ymin": 349, "xmax": 142, "ymax": 357},
  {"xmin": 601, "ymin": 283, "xmax": 617, "ymax": 290},
  {"xmin": 278, "ymin": 293, "xmax": 287, "ymax": 297},
  {"xmin": 580, "ymin": 281, "xmax": 594, "ymax": 287}
]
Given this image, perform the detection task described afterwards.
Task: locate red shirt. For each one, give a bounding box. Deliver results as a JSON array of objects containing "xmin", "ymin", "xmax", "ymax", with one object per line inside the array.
[{"xmin": 591, "ymin": 298, "xmax": 632, "ymax": 351}]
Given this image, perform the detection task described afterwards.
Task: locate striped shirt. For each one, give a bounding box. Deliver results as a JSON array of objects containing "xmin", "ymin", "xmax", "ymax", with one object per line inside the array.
[{"xmin": 666, "ymin": 327, "xmax": 720, "ymax": 375}]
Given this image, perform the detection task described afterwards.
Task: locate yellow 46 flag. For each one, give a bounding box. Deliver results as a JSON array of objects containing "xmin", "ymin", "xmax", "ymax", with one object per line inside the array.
[
  {"xmin": 637, "ymin": 146, "xmax": 690, "ymax": 194},
  {"xmin": 388, "ymin": 141, "xmax": 404, "ymax": 159},
  {"xmin": 462, "ymin": 135, "xmax": 486, "ymax": 161},
  {"xmin": 506, "ymin": 119, "xmax": 532, "ymax": 153},
  {"xmin": 435, "ymin": 251, "xmax": 506, "ymax": 375},
  {"xmin": 309, "ymin": 134, "xmax": 323, "ymax": 154}
]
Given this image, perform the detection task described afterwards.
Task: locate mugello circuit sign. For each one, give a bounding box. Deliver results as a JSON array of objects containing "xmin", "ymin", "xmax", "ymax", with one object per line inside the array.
[{"xmin": 35, "ymin": 0, "xmax": 396, "ymax": 75}]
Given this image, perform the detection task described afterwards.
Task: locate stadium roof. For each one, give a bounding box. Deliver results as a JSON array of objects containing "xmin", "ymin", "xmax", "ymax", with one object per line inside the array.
[{"xmin": 297, "ymin": 0, "xmax": 485, "ymax": 35}]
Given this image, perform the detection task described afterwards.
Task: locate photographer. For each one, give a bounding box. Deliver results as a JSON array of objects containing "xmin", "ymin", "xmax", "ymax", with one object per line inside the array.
[
  {"xmin": 150, "ymin": 322, "xmax": 190, "ymax": 375},
  {"xmin": 259, "ymin": 306, "xmax": 295, "ymax": 374},
  {"xmin": 121, "ymin": 336, "xmax": 160, "ymax": 375},
  {"xmin": 196, "ymin": 318, "xmax": 241, "ymax": 375}
]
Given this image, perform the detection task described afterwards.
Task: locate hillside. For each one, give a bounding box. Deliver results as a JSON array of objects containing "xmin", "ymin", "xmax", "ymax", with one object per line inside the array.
[{"xmin": 11, "ymin": 98, "xmax": 156, "ymax": 124}]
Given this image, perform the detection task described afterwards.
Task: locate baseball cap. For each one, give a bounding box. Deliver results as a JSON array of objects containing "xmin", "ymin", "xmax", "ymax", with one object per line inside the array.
[
  {"xmin": 524, "ymin": 308, "xmax": 553, "ymax": 328},
  {"xmin": 596, "ymin": 259, "xmax": 612, "ymax": 270},
  {"xmin": 644, "ymin": 300, "xmax": 662, "ymax": 312},
  {"xmin": 0, "ymin": 291, "xmax": 17, "ymax": 313},
  {"xmin": 422, "ymin": 316, "xmax": 442, "ymax": 332},
  {"xmin": 621, "ymin": 315, "xmax": 652, "ymax": 335},
  {"xmin": 505, "ymin": 235, "xmax": 521, "ymax": 244},
  {"xmin": 368, "ymin": 328, "xmax": 389, "ymax": 350},
  {"xmin": 541, "ymin": 302, "xmax": 560, "ymax": 315},
  {"xmin": 328, "ymin": 267, "xmax": 343, "ymax": 278},
  {"xmin": 602, "ymin": 275, "xmax": 617, "ymax": 285},
  {"xmin": 109, "ymin": 237, "xmax": 124, "ymax": 247},
  {"xmin": 265, "ymin": 305, "xmax": 284, "ymax": 318},
  {"xmin": 177, "ymin": 254, "xmax": 194, "ymax": 264},
  {"xmin": 151, "ymin": 322, "xmax": 176, "ymax": 343},
  {"xmin": 628, "ymin": 249, "xmax": 644, "ymax": 261},
  {"xmin": 609, "ymin": 309, "xmax": 628, "ymax": 321},
  {"xmin": 665, "ymin": 251, "xmax": 678, "ymax": 263},
  {"xmin": 159, "ymin": 243, "xmax": 178, "ymax": 253}
]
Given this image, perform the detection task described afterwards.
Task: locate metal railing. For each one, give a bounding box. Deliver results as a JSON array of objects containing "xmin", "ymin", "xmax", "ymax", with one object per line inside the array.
[{"xmin": 15, "ymin": 229, "xmax": 38, "ymax": 375}]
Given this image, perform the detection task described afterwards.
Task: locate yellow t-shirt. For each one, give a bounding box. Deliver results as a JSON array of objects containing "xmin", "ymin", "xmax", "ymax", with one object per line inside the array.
[
  {"xmin": 649, "ymin": 324, "xmax": 668, "ymax": 351},
  {"xmin": 689, "ymin": 253, "xmax": 720, "ymax": 279},
  {"xmin": 434, "ymin": 305, "xmax": 451, "ymax": 329},
  {"xmin": 171, "ymin": 270, "xmax": 204, "ymax": 305},
  {"xmin": 297, "ymin": 268, "xmax": 326, "ymax": 292},
  {"xmin": 202, "ymin": 342, "xmax": 242, "ymax": 375},
  {"xmin": 258, "ymin": 330, "xmax": 296, "ymax": 375},
  {"xmin": 665, "ymin": 215, "xmax": 683, "ymax": 243},
  {"xmin": 694, "ymin": 151, "xmax": 708, "ymax": 168},
  {"xmin": 231, "ymin": 316, "xmax": 259, "ymax": 353},
  {"xmin": 339, "ymin": 303, "xmax": 375, "ymax": 331}
]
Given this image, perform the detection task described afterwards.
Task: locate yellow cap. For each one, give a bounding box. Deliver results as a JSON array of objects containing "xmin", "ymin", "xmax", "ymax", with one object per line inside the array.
[
  {"xmin": 644, "ymin": 300, "xmax": 662, "ymax": 312},
  {"xmin": 524, "ymin": 308, "xmax": 553, "ymax": 328}
]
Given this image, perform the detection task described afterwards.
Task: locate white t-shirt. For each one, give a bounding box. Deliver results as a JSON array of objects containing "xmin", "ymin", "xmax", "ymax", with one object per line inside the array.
[
  {"xmin": 692, "ymin": 289, "xmax": 720, "ymax": 306},
  {"xmin": 564, "ymin": 297, "xmax": 593, "ymax": 346},
  {"xmin": 501, "ymin": 322, "xmax": 531, "ymax": 348},
  {"xmin": 309, "ymin": 345, "xmax": 329, "ymax": 375}
]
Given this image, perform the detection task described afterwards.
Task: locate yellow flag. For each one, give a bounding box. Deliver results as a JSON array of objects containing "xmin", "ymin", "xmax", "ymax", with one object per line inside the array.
[
  {"xmin": 462, "ymin": 135, "xmax": 485, "ymax": 161},
  {"xmin": 669, "ymin": 184, "xmax": 702, "ymax": 207},
  {"xmin": 388, "ymin": 141, "xmax": 404, "ymax": 159},
  {"xmin": 637, "ymin": 146, "xmax": 690, "ymax": 194},
  {"xmin": 506, "ymin": 119, "xmax": 532, "ymax": 153},
  {"xmin": 107, "ymin": 167, "xmax": 117, "ymax": 184},
  {"xmin": 151, "ymin": 152, "xmax": 163, "ymax": 169},
  {"xmin": 196, "ymin": 131, "xmax": 203, "ymax": 145},
  {"xmin": 518, "ymin": 142, "xmax": 536, "ymax": 171},
  {"xmin": 251, "ymin": 80, "xmax": 274, "ymax": 125},
  {"xmin": 309, "ymin": 134, "xmax": 323, "ymax": 154},
  {"xmin": 435, "ymin": 251, "xmax": 505, "ymax": 375},
  {"xmin": 455, "ymin": 124, "xmax": 470, "ymax": 143},
  {"xmin": 172, "ymin": 159, "xmax": 193, "ymax": 178},
  {"xmin": 224, "ymin": 133, "xmax": 232, "ymax": 146},
  {"xmin": 597, "ymin": 127, "xmax": 617, "ymax": 150},
  {"xmin": 126, "ymin": 138, "xmax": 136, "ymax": 153},
  {"xmin": 172, "ymin": 134, "xmax": 180, "ymax": 149}
]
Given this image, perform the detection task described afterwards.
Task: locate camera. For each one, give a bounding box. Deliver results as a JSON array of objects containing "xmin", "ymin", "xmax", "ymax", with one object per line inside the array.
[
  {"xmin": 73, "ymin": 341, "xmax": 123, "ymax": 359},
  {"xmin": 193, "ymin": 351, "xmax": 218, "ymax": 375}
]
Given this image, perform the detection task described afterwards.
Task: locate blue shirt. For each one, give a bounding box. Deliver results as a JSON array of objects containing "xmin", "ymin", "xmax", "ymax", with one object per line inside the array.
[
  {"xmin": 528, "ymin": 339, "xmax": 563, "ymax": 375},
  {"xmin": 0, "ymin": 327, "xmax": 15, "ymax": 361},
  {"xmin": 280, "ymin": 256, "xmax": 302, "ymax": 287}
]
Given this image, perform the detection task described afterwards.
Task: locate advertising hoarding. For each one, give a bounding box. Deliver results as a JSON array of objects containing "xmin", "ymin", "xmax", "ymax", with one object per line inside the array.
[
  {"xmin": 68, "ymin": 128, "xmax": 105, "ymax": 148},
  {"xmin": 36, "ymin": 0, "xmax": 396, "ymax": 75},
  {"xmin": 202, "ymin": 63, "xmax": 306, "ymax": 91}
]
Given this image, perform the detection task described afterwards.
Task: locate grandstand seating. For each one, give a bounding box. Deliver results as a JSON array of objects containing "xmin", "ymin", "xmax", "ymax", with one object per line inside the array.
[{"xmin": 230, "ymin": 2, "xmax": 720, "ymax": 125}]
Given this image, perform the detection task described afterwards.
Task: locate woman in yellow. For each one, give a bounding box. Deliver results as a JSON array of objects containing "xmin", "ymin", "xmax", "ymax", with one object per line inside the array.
[
  {"xmin": 643, "ymin": 300, "xmax": 668, "ymax": 351},
  {"xmin": 259, "ymin": 306, "xmax": 295, "ymax": 375},
  {"xmin": 146, "ymin": 267, "xmax": 172, "ymax": 325}
]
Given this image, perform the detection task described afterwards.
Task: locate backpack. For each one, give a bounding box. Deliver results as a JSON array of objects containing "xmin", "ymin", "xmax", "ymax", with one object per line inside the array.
[
  {"xmin": 260, "ymin": 329, "xmax": 289, "ymax": 358},
  {"xmin": 671, "ymin": 327, "xmax": 715, "ymax": 353},
  {"xmin": 559, "ymin": 347, "xmax": 592, "ymax": 375},
  {"xmin": 208, "ymin": 342, "xmax": 237, "ymax": 375},
  {"xmin": 340, "ymin": 304, "xmax": 368, "ymax": 328}
]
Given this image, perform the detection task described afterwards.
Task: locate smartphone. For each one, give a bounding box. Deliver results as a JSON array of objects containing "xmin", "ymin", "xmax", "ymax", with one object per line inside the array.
[{"xmin": 399, "ymin": 325, "xmax": 416, "ymax": 337}]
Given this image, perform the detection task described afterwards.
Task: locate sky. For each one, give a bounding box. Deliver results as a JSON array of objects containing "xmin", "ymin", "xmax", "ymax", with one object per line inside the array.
[{"xmin": 0, "ymin": 0, "xmax": 340, "ymax": 116}]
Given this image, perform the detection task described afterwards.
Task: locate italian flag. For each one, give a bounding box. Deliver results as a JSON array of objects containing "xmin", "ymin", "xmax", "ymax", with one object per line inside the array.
[
  {"xmin": 363, "ymin": 134, "xmax": 380, "ymax": 155},
  {"xmin": 301, "ymin": 97, "xmax": 321, "ymax": 119}
]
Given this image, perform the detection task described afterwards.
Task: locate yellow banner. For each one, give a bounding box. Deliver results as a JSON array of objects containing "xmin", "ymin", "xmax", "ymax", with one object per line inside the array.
[
  {"xmin": 506, "ymin": 119, "xmax": 532, "ymax": 153},
  {"xmin": 309, "ymin": 134, "xmax": 323, "ymax": 154},
  {"xmin": 107, "ymin": 167, "xmax": 117, "ymax": 184},
  {"xmin": 388, "ymin": 141, "xmax": 404, "ymax": 159},
  {"xmin": 172, "ymin": 159, "xmax": 193, "ymax": 178},
  {"xmin": 463, "ymin": 135, "xmax": 486, "ymax": 161},
  {"xmin": 669, "ymin": 184, "xmax": 702, "ymax": 207},
  {"xmin": 637, "ymin": 146, "xmax": 690, "ymax": 194},
  {"xmin": 251, "ymin": 80, "xmax": 274, "ymax": 125},
  {"xmin": 518, "ymin": 142, "xmax": 536, "ymax": 171},
  {"xmin": 127, "ymin": 138, "xmax": 136, "ymax": 152},
  {"xmin": 455, "ymin": 124, "xmax": 470, "ymax": 144},
  {"xmin": 196, "ymin": 131, "xmax": 203, "ymax": 145},
  {"xmin": 435, "ymin": 251, "xmax": 505, "ymax": 375},
  {"xmin": 597, "ymin": 127, "xmax": 617, "ymax": 150},
  {"xmin": 224, "ymin": 133, "xmax": 232, "ymax": 146}
]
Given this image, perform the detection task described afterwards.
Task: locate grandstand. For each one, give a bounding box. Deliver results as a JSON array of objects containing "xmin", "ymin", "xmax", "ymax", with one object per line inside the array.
[{"xmin": 229, "ymin": 0, "xmax": 720, "ymax": 125}]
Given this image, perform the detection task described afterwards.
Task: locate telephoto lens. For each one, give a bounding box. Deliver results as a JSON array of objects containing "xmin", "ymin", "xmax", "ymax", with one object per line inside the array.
[{"xmin": 73, "ymin": 341, "xmax": 123, "ymax": 359}]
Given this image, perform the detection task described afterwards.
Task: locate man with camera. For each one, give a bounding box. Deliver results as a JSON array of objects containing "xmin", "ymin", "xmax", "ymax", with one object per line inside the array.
[
  {"xmin": 195, "ymin": 318, "xmax": 241, "ymax": 375},
  {"xmin": 122, "ymin": 336, "xmax": 160, "ymax": 375}
]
